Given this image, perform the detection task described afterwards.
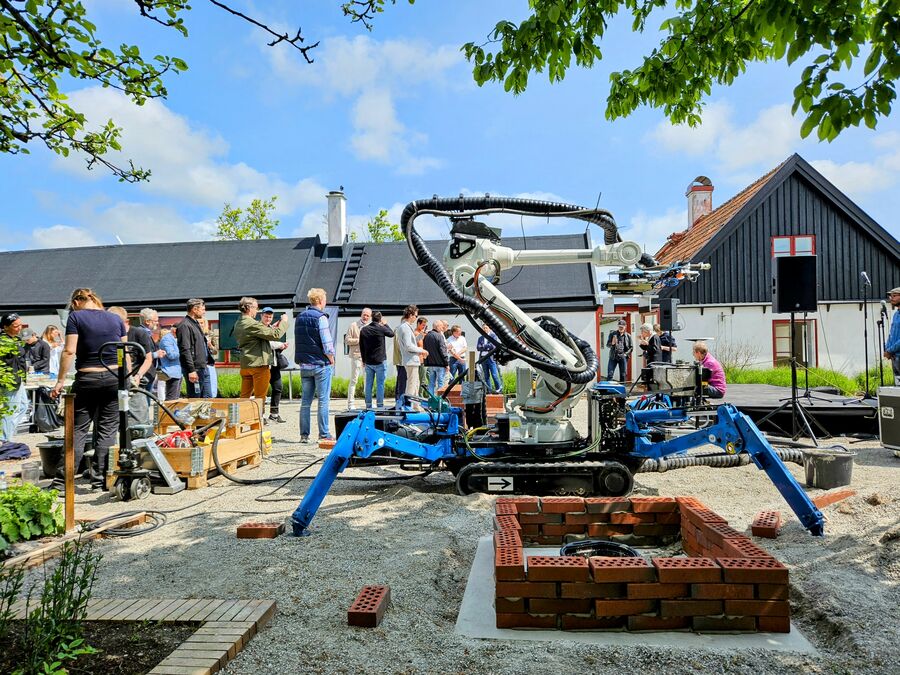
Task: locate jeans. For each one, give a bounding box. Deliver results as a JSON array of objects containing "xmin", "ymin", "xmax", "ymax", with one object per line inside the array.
[
  {"xmin": 0, "ymin": 384, "xmax": 28, "ymax": 442},
  {"xmin": 395, "ymin": 365, "xmax": 407, "ymax": 408},
  {"xmin": 481, "ymin": 359, "xmax": 502, "ymax": 393},
  {"xmin": 426, "ymin": 366, "xmax": 447, "ymax": 395},
  {"xmin": 450, "ymin": 360, "xmax": 467, "ymax": 380},
  {"xmin": 300, "ymin": 365, "xmax": 332, "ymax": 439},
  {"xmin": 364, "ymin": 362, "xmax": 387, "ymax": 408},
  {"xmin": 893, "ymin": 355, "xmax": 900, "ymax": 386},
  {"xmin": 348, "ymin": 357, "xmax": 363, "ymax": 406},
  {"xmin": 704, "ymin": 384, "xmax": 725, "ymax": 399},
  {"xmin": 207, "ymin": 365, "xmax": 218, "ymax": 397},
  {"xmin": 607, "ymin": 354, "xmax": 627, "ymax": 382},
  {"xmin": 128, "ymin": 379, "xmax": 155, "ymax": 428},
  {"xmin": 185, "ymin": 367, "xmax": 211, "ymax": 398}
]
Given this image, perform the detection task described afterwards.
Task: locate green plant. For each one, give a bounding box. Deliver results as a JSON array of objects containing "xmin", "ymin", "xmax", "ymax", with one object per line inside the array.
[
  {"xmin": 16, "ymin": 538, "xmax": 101, "ymax": 675},
  {"xmin": 0, "ymin": 332, "xmax": 23, "ymax": 419},
  {"xmin": 215, "ymin": 196, "xmax": 280, "ymax": 240},
  {"xmin": 0, "ymin": 483, "xmax": 64, "ymax": 552},
  {"xmin": 0, "ymin": 562, "xmax": 25, "ymax": 638}
]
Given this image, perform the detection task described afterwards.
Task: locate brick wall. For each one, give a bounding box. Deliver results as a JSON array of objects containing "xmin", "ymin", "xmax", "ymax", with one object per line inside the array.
[{"xmin": 492, "ymin": 496, "xmax": 790, "ymax": 633}]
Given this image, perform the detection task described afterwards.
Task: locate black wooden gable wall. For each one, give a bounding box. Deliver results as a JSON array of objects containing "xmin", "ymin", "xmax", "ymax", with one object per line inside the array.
[{"xmin": 666, "ymin": 163, "xmax": 900, "ymax": 306}]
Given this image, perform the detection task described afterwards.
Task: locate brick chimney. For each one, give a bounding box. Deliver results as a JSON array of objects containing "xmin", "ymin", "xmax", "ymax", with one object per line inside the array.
[
  {"xmin": 686, "ymin": 176, "xmax": 713, "ymax": 228},
  {"xmin": 326, "ymin": 190, "xmax": 347, "ymax": 245}
]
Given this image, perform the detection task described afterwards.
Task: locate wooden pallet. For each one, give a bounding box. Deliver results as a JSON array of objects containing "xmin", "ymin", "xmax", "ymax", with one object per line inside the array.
[{"xmin": 154, "ymin": 398, "xmax": 264, "ymax": 437}]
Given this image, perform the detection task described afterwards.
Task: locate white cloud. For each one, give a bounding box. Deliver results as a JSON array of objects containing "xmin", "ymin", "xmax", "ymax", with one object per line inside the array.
[
  {"xmin": 32, "ymin": 225, "xmax": 99, "ymax": 249},
  {"xmin": 625, "ymin": 208, "xmax": 687, "ymax": 257},
  {"xmin": 648, "ymin": 102, "xmax": 799, "ymax": 171},
  {"xmin": 810, "ymin": 159, "xmax": 895, "ymax": 196},
  {"xmin": 55, "ymin": 87, "xmax": 328, "ymax": 213},
  {"xmin": 267, "ymin": 35, "xmax": 458, "ymax": 173}
]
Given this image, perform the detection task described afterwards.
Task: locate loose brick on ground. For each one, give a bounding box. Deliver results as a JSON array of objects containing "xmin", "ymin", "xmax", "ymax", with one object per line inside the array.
[
  {"xmin": 347, "ymin": 585, "xmax": 390, "ymax": 628},
  {"xmin": 751, "ymin": 510, "xmax": 782, "ymax": 538},
  {"xmin": 811, "ymin": 489, "xmax": 856, "ymax": 509}
]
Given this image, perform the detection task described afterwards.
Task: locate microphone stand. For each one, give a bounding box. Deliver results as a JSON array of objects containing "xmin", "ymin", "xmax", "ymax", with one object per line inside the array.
[
  {"xmin": 877, "ymin": 305, "xmax": 887, "ymax": 389},
  {"xmin": 862, "ymin": 274, "xmax": 873, "ymax": 400}
]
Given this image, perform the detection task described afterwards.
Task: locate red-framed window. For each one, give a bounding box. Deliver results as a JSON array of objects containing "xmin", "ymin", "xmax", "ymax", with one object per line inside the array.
[
  {"xmin": 771, "ymin": 235, "xmax": 816, "ymax": 257},
  {"xmin": 772, "ymin": 319, "xmax": 818, "ymax": 367}
]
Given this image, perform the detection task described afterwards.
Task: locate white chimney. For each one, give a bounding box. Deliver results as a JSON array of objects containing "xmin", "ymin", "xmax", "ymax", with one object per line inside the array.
[
  {"xmin": 686, "ymin": 176, "xmax": 713, "ymax": 228},
  {"xmin": 326, "ymin": 190, "xmax": 347, "ymax": 245}
]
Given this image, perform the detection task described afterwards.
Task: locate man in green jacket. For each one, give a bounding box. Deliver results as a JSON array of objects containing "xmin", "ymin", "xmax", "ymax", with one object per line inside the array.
[{"xmin": 233, "ymin": 297, "xmax": 288, "ymax": 414}]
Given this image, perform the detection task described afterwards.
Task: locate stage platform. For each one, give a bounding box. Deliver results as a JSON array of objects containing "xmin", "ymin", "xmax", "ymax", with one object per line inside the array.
[{"xmin": 721, "ymin": 384, "xmax": 878, "ymax": 437}]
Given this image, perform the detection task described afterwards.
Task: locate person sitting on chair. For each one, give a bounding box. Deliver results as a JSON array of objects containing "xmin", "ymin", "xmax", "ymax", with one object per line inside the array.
[{"xmin": 692, "ymin": 341, "xmax": 726, "ymax": 399}]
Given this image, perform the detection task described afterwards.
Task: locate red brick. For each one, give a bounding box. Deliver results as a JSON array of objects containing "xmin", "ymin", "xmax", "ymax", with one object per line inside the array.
[
  {"xmin": 587, "ymin": 524, "xmax": 631, "ymax": 537},
  {"xmin": 627, "ymin": 615, "xmax": 690, "ymax": 631},
  {"xmin": 681, "ymin": 506, "xmax": 728, "ymax": 525},
  {"xmin": 495, "ymin": 598, "xmax": 525, "ymax": 613},
  {"xmin": 722, "ymin": 536, "xmax": 774, "ymax": 560},
  {"xmin": 589, "ymin": 557, "xmax": 657, "ymax": 583},
  {"xmin": 655, "ymin": 512, "xmax": 682, "ymax": 525},
  {"xmin": 756, "ymin": 584, "xmax": 789, "ymax": 600},
  {"xmin": 495, "ymin": 547, "xmax": 526, "ymax": 581},
  {"xmin": 692, "ymin": 615, "xmax": 757, "ymax": 632},
  {"xmin": 630, "ymin": 497, "xmax": 677, "ymax": 513},
  {"xmin": 540, "ymin": 497, "xmax": 586, "ymax": 513},
  {"xmin": 236, "ymin": 522, "xmax": 285, "ymax": 539},
  {"xmin": 675, "ymin": 496, "xmax": 707, "ymax": 510},
  {"xmin": 495, "ymin": 502, "xmax": 518, "ymax": 516},
  {"xmin": 495, "ymin": 581, "xmax": 557, "ymax": 598},
  {"xmin": 493, "ymin": 530, "xmax": 523, "ymax": 550},
  {"xmin": 520, "ymin": 524, "xmax": 540, "ymax": 536},
  {"xmin": 660, "ymin": 599, "xmax": 723, "ymax": 617},
  {"xmin": 751, "ymin": 510, "xmax": 782, "ymax": 539},
  {"xmin": 493, "ymin": 515, "xmax": 521, "ymax": 531},
  {"xmin": 757, "ymin": 616, "xmax": 791, "ymax": 633},
  {"xmin": 717, "ymin": 558, "xmax": 789, "ymax": 584},
  {"xmin": 560, "ymin": 583, "xmax": 626, "ymax": 599},
  {"xmin": 724, "ymin": 600, "xmax": 790, "ymax": 617},
  {"xmin": 633, "ymin": 524, "xmax": 681, "ymax": 537},
  {"xmin": 627, "ymin": 583, "xmax": 690, "ymax": 599},
  {"xmin": 595, "ymin": 599, "xmax": 657, "ymax": 616},
  {"xmin": 529, "ymin": 598, "xmax": 593, "ymax": 614},
  {"xmin": 811, "ymin": 489, "xmax": 856, "ymax": 509},
  {"xmin": 496, "ymin": 613, "xmax": 557, "ymax": 629},
  {"xmin": 347, "ymin": 585, "xmax": 390, "ymax": 628},
  {"xmin": 653, "ymin": 557, "xmax": 721, "ymax": 583},
  {"xmin": 319, "ymin": 438, "xmax": 337, "ymax": 449},
  {"xmin": 700, "ymin": 522, "xmax": 743, "ymax": 546},
  {"xmin": 584, "ymin": 497, "xmax": 631, "ymax": 513},
  {"xmin": 565, "ymin": 512, "xmax": 606, "ymax": 525},
  {"xmin": 519, "ymin": 513, "xmax": 563, "ymax": 524},
  {"xmin": 610, "ymin": 512, "xmax": 656, "ymax": 525},
  {"xmin": 527, "ymin": 556, "xmax": 590, "ymax": 582},
  {"xmin": 543, "ymin": 524, "xmax": 585, "ymax": 536},
  {"xmin": 691, "ymin": 583, "xmax": 754, "ymax": 600},
  {"xmin": 561, "ymin": 614, "xmax": 625, "ymax": 630}
]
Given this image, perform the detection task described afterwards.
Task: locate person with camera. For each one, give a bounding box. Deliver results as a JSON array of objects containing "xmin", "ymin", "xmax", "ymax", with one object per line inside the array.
[
  {"xmin": 233, "ymin": 298, "xmax": 288, "ymax": 417},
  {"xmin": 261, "ymin": 307, "xmax": 290, "ymax": 423}
]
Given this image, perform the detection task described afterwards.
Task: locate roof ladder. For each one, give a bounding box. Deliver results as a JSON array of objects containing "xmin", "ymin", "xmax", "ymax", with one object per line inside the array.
[{"xmin": 334, "ymin": 244, "xmax": 366, "ymax": 303}]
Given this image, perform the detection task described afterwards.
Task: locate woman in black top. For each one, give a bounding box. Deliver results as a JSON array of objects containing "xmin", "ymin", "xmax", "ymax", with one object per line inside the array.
[{"xmin": 51, "ymin": 288, "xmax": 127, "ymax": 488}]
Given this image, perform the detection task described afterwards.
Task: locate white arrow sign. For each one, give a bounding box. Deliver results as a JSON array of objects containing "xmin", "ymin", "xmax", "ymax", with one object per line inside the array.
[{"xmin": 487, "ymin": 477, "xmax": 513, "ymax": 491}]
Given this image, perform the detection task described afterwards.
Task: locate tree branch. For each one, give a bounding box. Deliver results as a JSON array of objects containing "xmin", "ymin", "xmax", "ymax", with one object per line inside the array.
[{"xmin": 207, "ymin": 0, "xmax": 318, "ymax": 63}]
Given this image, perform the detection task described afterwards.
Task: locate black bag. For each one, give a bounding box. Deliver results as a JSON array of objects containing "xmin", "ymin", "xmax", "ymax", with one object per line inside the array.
[
  {"xmin": 32, "ymin": 386, "xmax": 62, "ymax": 432},
  {"xmin": 276, "ymin": 350, "xmax": 289, "ymax": 370}
]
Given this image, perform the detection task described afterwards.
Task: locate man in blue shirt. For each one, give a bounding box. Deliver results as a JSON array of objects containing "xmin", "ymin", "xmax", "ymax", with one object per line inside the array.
[
  {"xmin": 883, "ymin": 287, "xmax": 900, "ymax": 385},
  {"xmin": 296, "ymin": 288, "xmax": 335, "ymax": 443}
]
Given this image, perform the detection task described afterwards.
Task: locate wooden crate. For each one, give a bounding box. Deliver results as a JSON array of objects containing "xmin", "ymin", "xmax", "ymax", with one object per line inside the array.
[{"xmin": 154, "ymin": 398, "xmax": 264, "ymax": 438}]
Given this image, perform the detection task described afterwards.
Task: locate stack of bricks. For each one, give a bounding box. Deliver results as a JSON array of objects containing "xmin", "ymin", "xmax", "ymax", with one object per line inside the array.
[
  {"xmin": 438, "ymin": 388, "xmax": 506, "ymax": 422},
  {"xmin": 492, "ymin": 495, "xmax": 790, "ymax": 633}
]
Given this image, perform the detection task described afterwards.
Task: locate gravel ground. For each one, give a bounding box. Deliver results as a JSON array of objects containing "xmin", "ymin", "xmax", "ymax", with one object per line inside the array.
[{"xmin": 9, "ymin": 398, "xmax": 900, "ymax": 675}]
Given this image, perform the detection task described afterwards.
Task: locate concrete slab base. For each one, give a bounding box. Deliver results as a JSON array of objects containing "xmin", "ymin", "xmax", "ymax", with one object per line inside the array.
[{"xmin": 455, "ymin": 536, "xmax": 818, "ymax": 654}]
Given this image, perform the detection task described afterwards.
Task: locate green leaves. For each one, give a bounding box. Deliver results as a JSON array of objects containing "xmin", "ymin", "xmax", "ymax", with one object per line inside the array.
[
  {"xmin": 215, "ymin": 196, "xmax": 280, "ymax": 240},
  {"xmin": 462, "ymin": 0, "xmax": 900, "ymax": 141},
  {"xmin": 0, "ymin": 482, "xmax": 64, "ymax": 549}
]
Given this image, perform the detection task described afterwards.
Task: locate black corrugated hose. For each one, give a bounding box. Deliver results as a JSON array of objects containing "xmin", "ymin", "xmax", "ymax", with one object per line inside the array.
[{"xmin": 636, "ymin": 448, "xmax": 804, "ymax": 473}]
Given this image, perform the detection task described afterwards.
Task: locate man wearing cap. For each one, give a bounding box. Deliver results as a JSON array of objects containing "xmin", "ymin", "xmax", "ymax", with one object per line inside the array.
[
  {"xmin": 177, "ymin": 298, "xmax": 212, "ymax": 398},
  {"xmin": 0, "ymin": 313, "xmax": 29, "ymax": 442},
  {"xmin": 260, "ymin": 306, "xmax": 290, "ymax": 423},
  {"xmin": 22, "ymin": 328, "xmax": 50, "ymax": 374},
  {"xmin": 233, "ymin": 298, "xmax": 288, "ymax": 416},
  {"xmin": 883, "ymin": 287, "xmax": 900, "ymax": 385},
  {"xmin": 606, "ymin": 320, "xmax": 632, "ymax": 383}
]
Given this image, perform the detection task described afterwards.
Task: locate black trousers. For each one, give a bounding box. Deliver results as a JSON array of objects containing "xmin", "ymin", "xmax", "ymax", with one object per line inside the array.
[
  {"xmin": 395, "ymin": 365, "xmax": 407, "ymax": 408},
  {"xmin": 269, "ymin": 366, "xmax": 283, "ymax": 413},
  {"xmin": 61, "ymin": 370, "xmax": 119, "ymax": 481},
  {"xmin": 165, "ymin": 377, "xmax": 182, "ymax": 400}
]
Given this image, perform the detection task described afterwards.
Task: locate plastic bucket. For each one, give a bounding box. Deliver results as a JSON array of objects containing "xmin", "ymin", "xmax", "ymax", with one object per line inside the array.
[
  {"xmin": 803, "ymin": 447, "xmax": 856, "ymax": 489},
  {"xmin": 20, "ymin": 460, "xmax": 42, "ymax": 484},
  {"xmin": 37, "ymin": 440, "xmax": 64, "ymax": 479}
]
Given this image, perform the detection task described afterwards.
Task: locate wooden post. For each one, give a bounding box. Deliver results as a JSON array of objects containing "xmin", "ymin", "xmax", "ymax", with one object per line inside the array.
[
  {"xmin": 63, "ymin": 392, "xmax": 75, "ymax": 532},
  {"xmin": 467, "ymin": 351, "xmax": 476, "ymax": 381}
]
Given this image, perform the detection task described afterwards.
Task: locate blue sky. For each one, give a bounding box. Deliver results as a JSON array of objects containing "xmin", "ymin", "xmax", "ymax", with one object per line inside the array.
[{"xmin": 2, "ymin": 0, "xmax": 898, "ymax": 256}]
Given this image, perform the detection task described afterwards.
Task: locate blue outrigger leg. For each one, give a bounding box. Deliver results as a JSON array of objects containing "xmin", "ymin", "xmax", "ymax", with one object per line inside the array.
[
  {"xmin": 291, "ymin": 410, "xmax": 460, "ymax": 536},
  {"xmin": 626, "ymin": 404, "xmax": 825, "ymax": 536}
]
